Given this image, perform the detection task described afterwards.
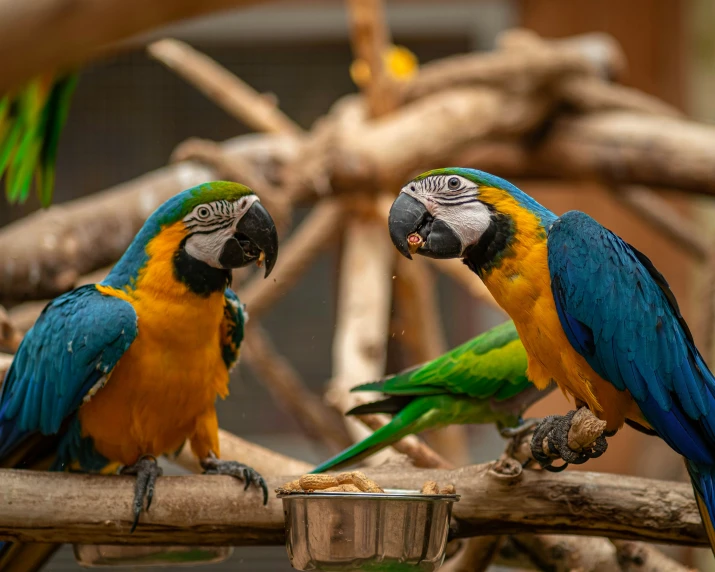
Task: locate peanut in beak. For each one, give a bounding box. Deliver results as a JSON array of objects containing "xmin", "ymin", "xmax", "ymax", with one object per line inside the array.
[{"xmin": 407, "ymin": 233, "xmax": 424, "ymax": 253}]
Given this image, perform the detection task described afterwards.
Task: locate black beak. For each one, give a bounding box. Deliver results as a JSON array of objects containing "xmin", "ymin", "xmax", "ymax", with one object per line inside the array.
[
  {"xmin": 219, "ymin": 201, "xmax": 279, "ymax": 277},
  {"xmin": 388, "ymin": 193, "xmax": 463, "ymax": 260}
]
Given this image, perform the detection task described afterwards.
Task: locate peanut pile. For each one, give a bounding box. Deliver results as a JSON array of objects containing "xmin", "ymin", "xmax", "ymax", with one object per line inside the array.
[{"xmin": 276, "ymin": 471, "xmax": 456, "ymax": 495}]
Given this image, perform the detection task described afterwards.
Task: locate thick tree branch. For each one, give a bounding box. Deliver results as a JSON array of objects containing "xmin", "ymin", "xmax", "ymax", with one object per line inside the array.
[
  {"xmin": 0, "ymin": 464, "xmax": 706, "ymax": 546},
  {"xmin": 0, "ymin": 0, "xmax": 272, "ymax": 93}
]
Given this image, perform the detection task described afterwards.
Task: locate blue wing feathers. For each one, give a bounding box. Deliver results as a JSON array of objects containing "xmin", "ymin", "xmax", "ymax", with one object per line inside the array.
[
  {"xmin": 0, "ymin": 285, "xmax": 137, "ymax": 460},
  {"xmin": 548, "ymin": 211, "xmax": 715, "ymax": 465}
]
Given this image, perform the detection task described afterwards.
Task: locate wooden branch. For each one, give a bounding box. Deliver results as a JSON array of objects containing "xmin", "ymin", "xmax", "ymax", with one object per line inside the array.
[
  {"xmin": 0, "ymin": 0, "xmax": 272, "ymax": 93},
  {"xmin": 325, "ymin": 199, "xmax": 396, "ymax": 460},
  {"xmin": 0, "ymin": 134, "xmax": 298, "ymax": 303},
  {"xmin": 393, "ymin": 256, "xmax": 469, "ymax": 466},
  {"xmin": 0, "ymin": 464, "xmax": 706, "ymax": 546},
  {"xmin": 355, "ymin": 414, "xmax": 453, "ymax": 470},
  {"xmin": 0, "ymin": 353, "xmax": 12, "ymax": 382},
  {"xmin": 172, "ymin": 428, "xmax": 311, "ymax": 476},
  {"xmin": 0, "ymin": 306, "xmax": 22, "ymax": 353},
  {"xmin": 346, "ymin": 0, "xmax": 397, "ymax": 117},
  {"xmin": 241, "ymin": 323, "xmax": 352, "ymax": 452},
  {"xmin": 399, "ymin": 29, "xmax": 625, "ymax": 103},
  {"xmin": 148, "ymin": 39, "xmax": 302, "ymax": 136},
  {"xmin": 612, "ymin": 540, "xmax": 695, "ymax": 572},
  {"xmin": 512, "ymin": 534, "xmax": 621, "ymax": 572},
  {"xmin": 610, "ymin": 185, "xmax": 707, "ymax": 261},
  {"xmin": 238, "ymin": 198, "xmax": 344, "ymax": 319},
  {"xmin": 441, "ymin": 536, "xmax": 504, "ymax": 572}
]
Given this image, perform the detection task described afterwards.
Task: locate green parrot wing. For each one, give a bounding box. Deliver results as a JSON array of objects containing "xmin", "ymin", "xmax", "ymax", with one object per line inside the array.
[
  {"xmin": 0, "ymin": 73, "xmax": 78, "ymax": 206},
  {"xmin": 354, "ymin": 320, "xmax": 530, "ymax": 401}
]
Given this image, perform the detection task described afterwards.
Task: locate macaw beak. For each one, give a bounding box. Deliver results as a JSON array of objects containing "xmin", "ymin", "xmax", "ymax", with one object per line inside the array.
[
  {"xmin": 388, "ymin": 193, "xmax": 463, "ymax": 260},
  {"xmin": 219, "ymin": 201, "xmax": 279, "ymax": 277}
]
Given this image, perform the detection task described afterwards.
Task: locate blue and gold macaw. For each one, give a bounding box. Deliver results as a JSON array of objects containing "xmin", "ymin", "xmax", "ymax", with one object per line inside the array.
[
  {"xmin": 388, "ymin": 167, "xmax": 715, "ymax": 553},
  {"xmin": 0, "ymin": 181, "xmax": 278, "ymax": 567}
]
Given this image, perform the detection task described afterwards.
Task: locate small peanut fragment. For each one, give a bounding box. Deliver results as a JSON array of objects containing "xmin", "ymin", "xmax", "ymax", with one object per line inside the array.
[
  {"xmin": 421, "ymin": 480, "xmax": 440, "ymax": 495},
  {"xmin": 439, "ymin": 484, "xmax": 456, "ymax": 494},
  {"xmin": 299, "ymin": 474, "xmax": 339, "ymax": 491},
  {"xmin": 323, "ymin": 484, "xmax": 362, "ymax": 492}
]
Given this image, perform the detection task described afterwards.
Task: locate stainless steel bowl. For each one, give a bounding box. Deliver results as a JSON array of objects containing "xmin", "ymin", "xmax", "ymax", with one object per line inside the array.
[{"xmin": 278, "ymin": 489, "xmax": 459, "ymax": 571}]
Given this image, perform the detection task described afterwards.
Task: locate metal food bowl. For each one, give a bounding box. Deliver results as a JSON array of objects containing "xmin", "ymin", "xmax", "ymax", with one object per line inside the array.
[{"xmin": 278, "ymin": 489, "xmax": 460, "ymax": 571}]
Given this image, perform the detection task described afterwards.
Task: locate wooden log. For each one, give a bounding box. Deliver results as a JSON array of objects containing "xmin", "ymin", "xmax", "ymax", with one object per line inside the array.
[
  {"xmin": 0, "ymin": 464, "xmax": 706, "ymax": 546},
  {"xmin": 0, "ymin": 0, "xmax": 272, "ymax": 93}
]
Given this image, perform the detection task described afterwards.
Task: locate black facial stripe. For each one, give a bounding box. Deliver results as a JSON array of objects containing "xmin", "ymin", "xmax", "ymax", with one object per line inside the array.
[
  {"xmin": 187, "ymin": 219, "xmax": 235, "ymax": 236},
  {"xmin": 433, "ymin": 195, "xmax": 477, "ymax": 204},
  {"xmin": 174, "ymin": 237, "xmax": 231, "ymax": 296}
]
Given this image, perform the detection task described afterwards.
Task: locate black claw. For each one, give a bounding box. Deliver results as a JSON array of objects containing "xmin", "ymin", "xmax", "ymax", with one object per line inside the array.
[
  {"xmin": 121, "ymin": 455, "xmax": 163, "ymax": 533},
  {"xmin": 201, "ymin": 458, "xmax": 269, "ymax": 505},
  {"xmin": 529, "ymin": 409, "xmax": 611, "ymax": 471}
]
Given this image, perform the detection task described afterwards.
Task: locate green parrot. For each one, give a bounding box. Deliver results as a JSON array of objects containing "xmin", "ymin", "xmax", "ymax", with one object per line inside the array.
[
  {"xmin": 0, "ymin": 72, "xmax": 78, "ymax": 206},
  {"xmin": 313, "ymin": 320, "xmax": 550, "ymax": 473}
]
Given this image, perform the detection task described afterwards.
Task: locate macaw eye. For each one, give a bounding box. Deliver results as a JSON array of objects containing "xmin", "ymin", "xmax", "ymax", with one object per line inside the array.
[
  {"xmin": 197, "ymin": 206, "xmax": 211, "ymax": 219},
  {"xmin": 447, "ymin": 177, "xmax": 461, "ymax": 190}
]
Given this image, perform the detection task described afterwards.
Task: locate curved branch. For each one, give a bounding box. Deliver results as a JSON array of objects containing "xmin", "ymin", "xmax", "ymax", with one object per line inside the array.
[{"xmin": 0, "ymin": 464, "xmax": 705, "ymax": 546}]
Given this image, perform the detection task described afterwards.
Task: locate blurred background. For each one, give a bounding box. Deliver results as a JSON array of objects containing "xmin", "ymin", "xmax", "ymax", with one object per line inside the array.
[{"xmin": 1, "ymin": 0, "xmax": 713, "ymax": 569}]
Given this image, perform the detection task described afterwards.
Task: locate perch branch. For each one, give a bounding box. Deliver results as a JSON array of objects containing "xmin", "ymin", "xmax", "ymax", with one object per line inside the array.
[
  {"xmin": 0, "ymin": 134, "xmax": 298, "ymax": 303},
  {"xmin": 0, "ymin": 353, "xmax": 12, "ymax": 382},
  {"xmin": 241, "ymin": 323, "xmax": 352, "ymax": 452},
  {"xmin": 440, "ymin": 536, "xmax": 504, "ymax": 572},
  {"xmin": 172, "ymin": 428, "xmax": 311, "ymax": 476},
  {"xmin": 238, "ymin": 198, "xmax": 344, "ymax": 319},
  {"xmin": 148, "ymin": 39, "xmax": 302, "ymax": 136},
  {"xmin": 0, "ymin": 0, "xmax": 273, "ymax": 93},
  {"xmin": 0, "ymin": 464, "xmax": 706, "ymax": 546}
]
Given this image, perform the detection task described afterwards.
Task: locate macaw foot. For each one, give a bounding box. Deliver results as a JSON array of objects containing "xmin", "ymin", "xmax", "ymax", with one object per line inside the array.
[
  {"xmin": 121, "ymin": 455, "xmax": 163, "ymax": 533},
  {"xmin": 200, "ymin": 455, "xmax": 268, "ymax": 505},
  {"xmin": 529, "ymin": 409, "xmax": 610, "ymax": 472}
]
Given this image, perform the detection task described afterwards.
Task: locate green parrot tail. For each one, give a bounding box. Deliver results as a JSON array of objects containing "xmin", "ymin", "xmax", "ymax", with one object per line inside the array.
[
  {"xmin": 346, "ymin": 396, "xmax": 413, "ymax": 416},
  {"xmin": 1, "ymin": 72, "xmax": 78, "ymax": 207},
  {"xmin": 312, "ymin": 398, "xmax": 437, "ymax": 474},
  {"xmin": 350, "ymin": 380, "xmax": 387, "ymax": 393}
]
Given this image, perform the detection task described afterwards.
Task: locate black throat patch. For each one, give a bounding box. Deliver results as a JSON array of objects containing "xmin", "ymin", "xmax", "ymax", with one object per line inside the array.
[
  {"xmin": 462, "ymin": 210, "xmax": 515, "ymax": 277},
  {"xmin": 173, "ymin": 241, "xmax": 231, "ymax": 296}
]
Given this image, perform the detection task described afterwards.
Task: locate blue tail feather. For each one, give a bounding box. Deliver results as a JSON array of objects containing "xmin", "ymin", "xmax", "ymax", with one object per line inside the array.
[{"xmin": 687, "ymin": 461, "xmax": 715, "ymax": 554}]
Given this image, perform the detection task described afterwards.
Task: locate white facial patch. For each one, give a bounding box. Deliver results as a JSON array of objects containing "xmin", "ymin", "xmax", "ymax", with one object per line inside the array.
[
  {"xmin": 402, "ymin": 174, "xmax": 491, "ymax": 254},
  {"xmin": 183, "ymin": 195, "xmax": 259, "ymax": 268}
]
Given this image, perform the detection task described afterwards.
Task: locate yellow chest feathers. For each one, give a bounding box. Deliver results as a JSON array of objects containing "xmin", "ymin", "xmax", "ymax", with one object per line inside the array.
[
  {"xmin": 79, "ymin": 222, "xmax": 231, "ymax": 463},
  {"xmin": 477, "ymin": 189, "xmax": 607, "ymax": 415}
]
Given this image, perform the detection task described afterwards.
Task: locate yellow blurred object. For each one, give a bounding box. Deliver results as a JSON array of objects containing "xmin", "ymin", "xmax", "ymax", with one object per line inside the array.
[{"xmin": 350, "ymin": 44, "xmax": 419, "ymax": 87}]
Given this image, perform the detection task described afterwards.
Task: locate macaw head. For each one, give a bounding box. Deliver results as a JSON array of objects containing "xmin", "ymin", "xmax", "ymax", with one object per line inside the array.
[
  {"xmin": 387, "ymin": 168, "xmax": 555, "ymax": 271},
  {"xmin": 107, "ymin": 181, "xmax": 279, "ymax": 293},
  {"xmin": 167, "ymin": 181, "xmax": 279, "ymax": 277}
]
